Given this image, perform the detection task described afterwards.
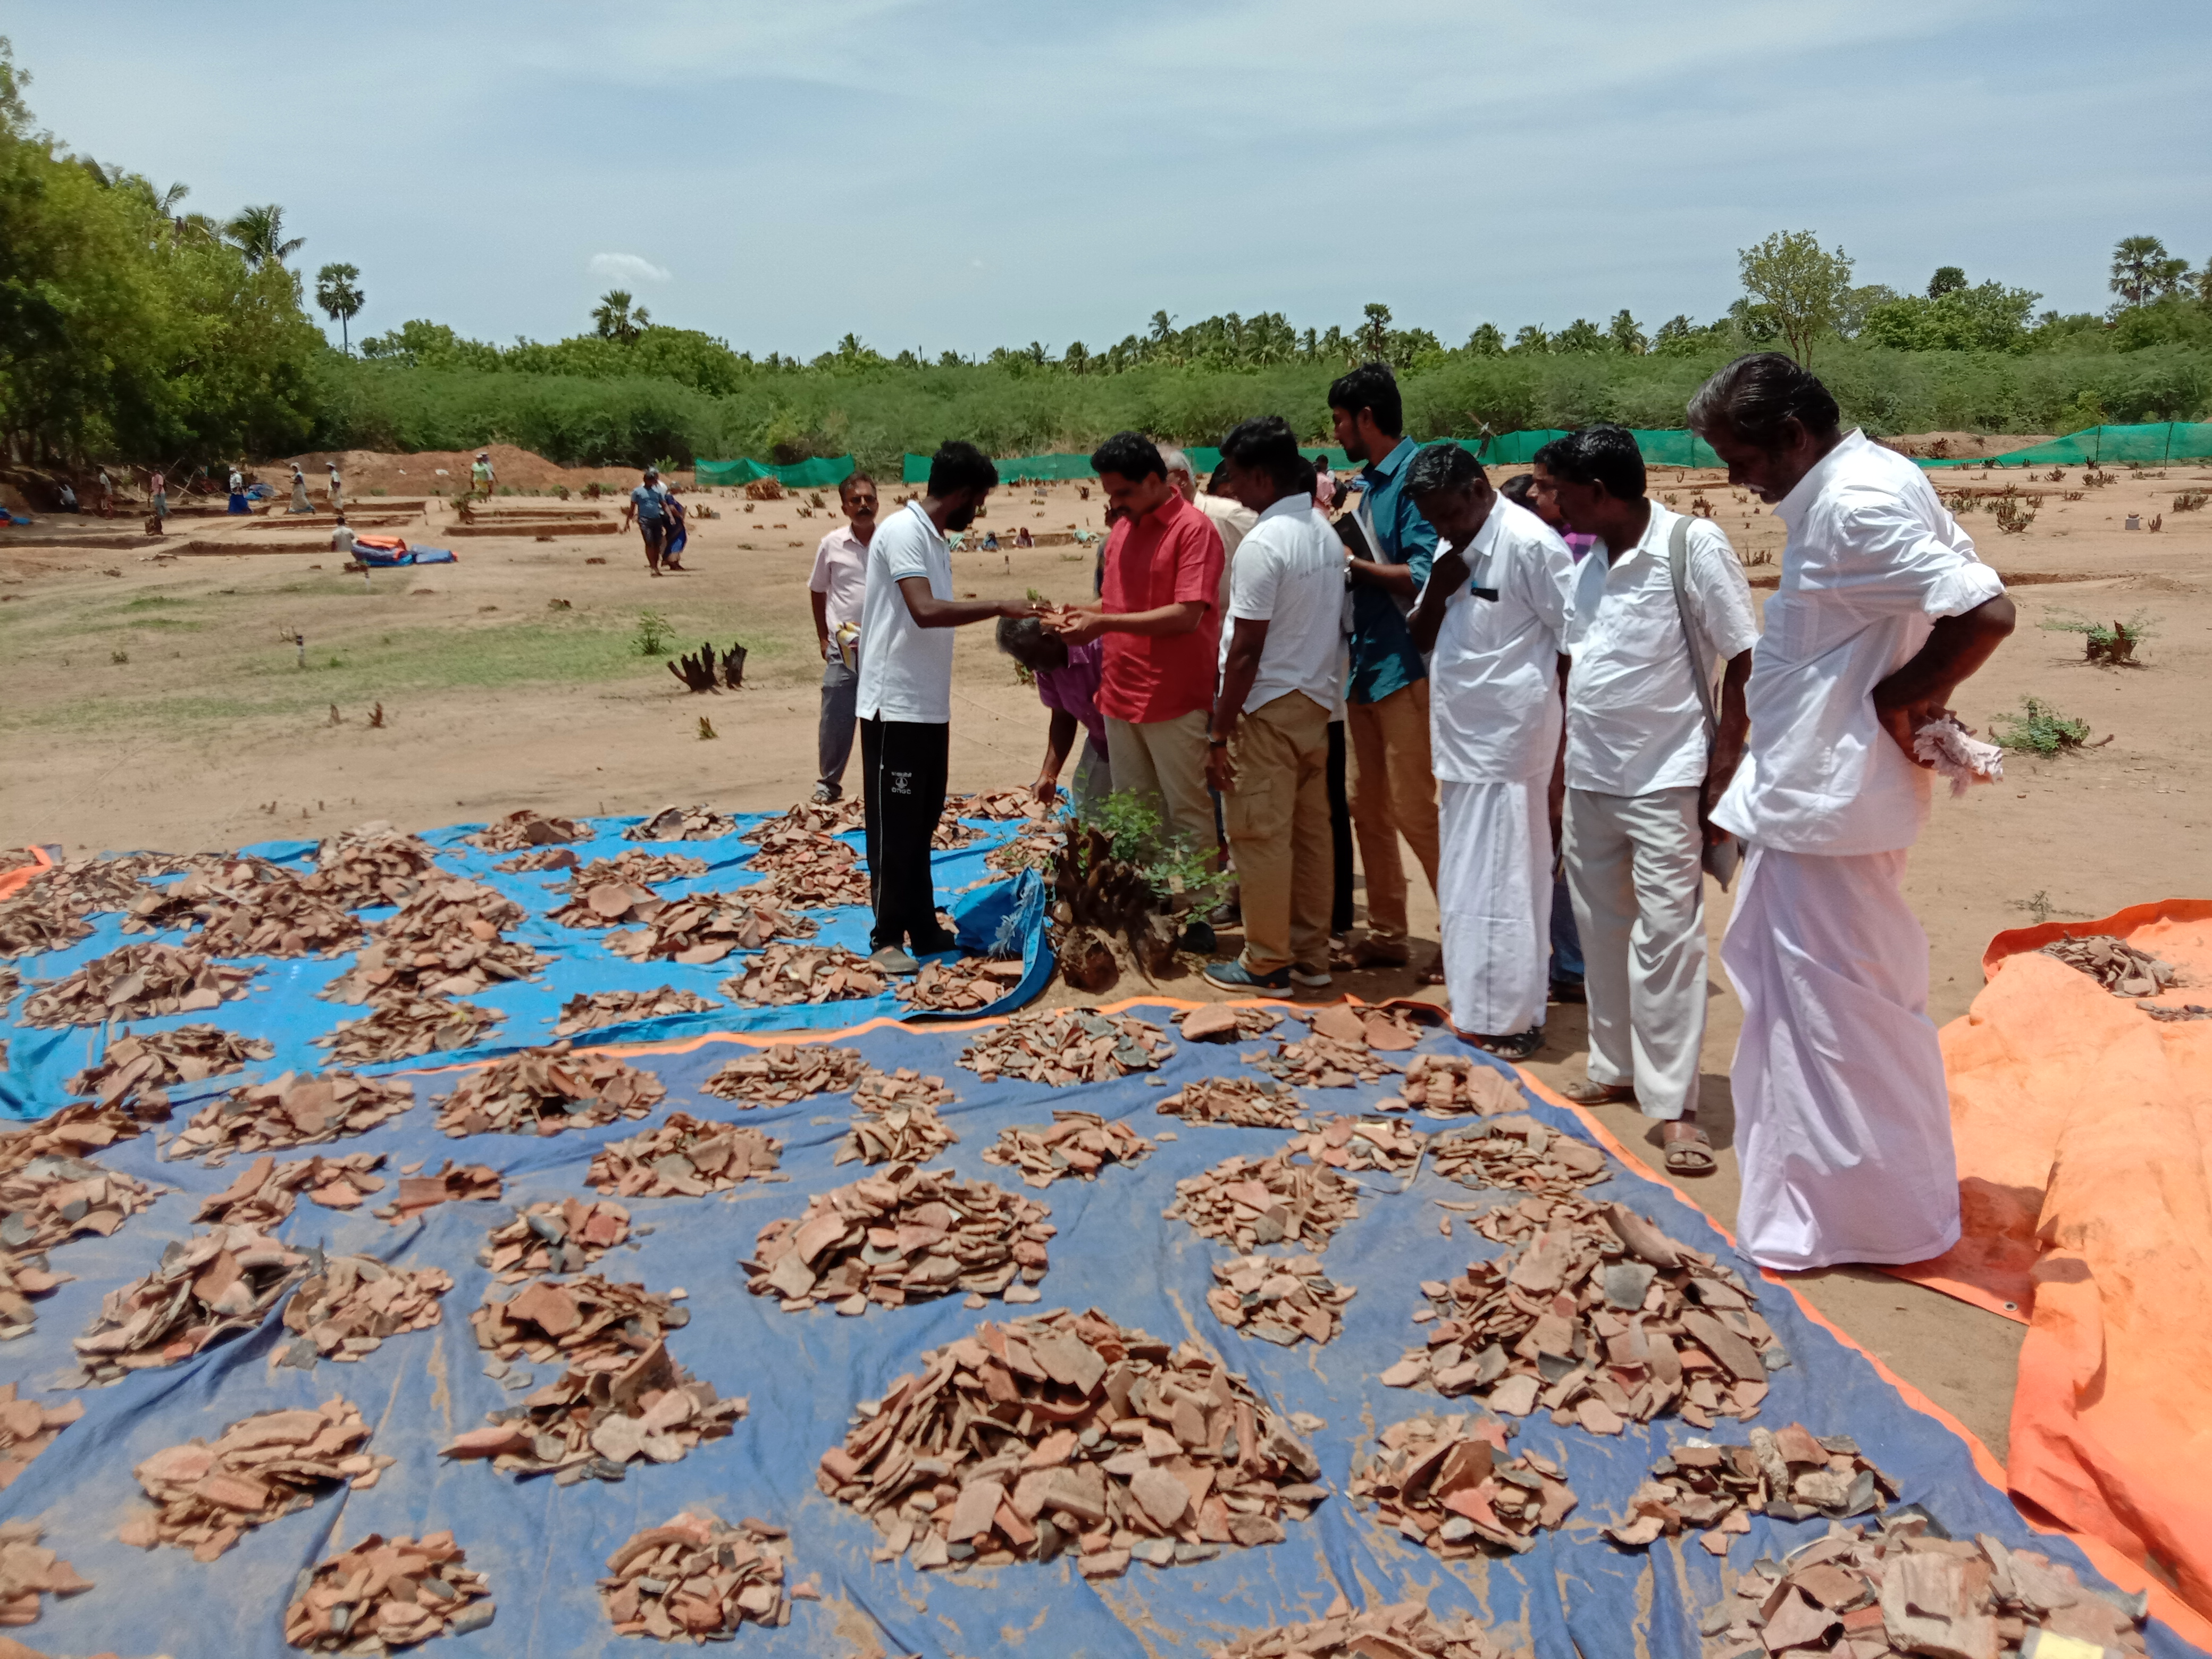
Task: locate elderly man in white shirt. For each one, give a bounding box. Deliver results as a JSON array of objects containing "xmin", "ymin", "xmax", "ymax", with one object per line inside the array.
[
  {"xmin": 1542, "ymin": 424, "xmax": 1759, "ymax": 1174},
  {"xmin": 1406, "ymin": 443, "xmax": 1578, "ymax": 1059},
  {"xmin": 807, "ymin": 472, "xmax": 878, "ymax": 803},
  {"xmin": 1692, "ymin": 355, "xmax": 2014, "ymax": 1272},
  {"xmin": 1202, "ymin": 416, "xmax": 1345, "ymax": 995}
]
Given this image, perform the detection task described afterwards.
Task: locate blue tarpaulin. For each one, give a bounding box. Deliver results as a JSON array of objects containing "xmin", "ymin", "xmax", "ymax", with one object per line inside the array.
[
  {"xmin": 1, "ymin": 999, "xmax": 2200, "ymax": 1658},
  {"xmin": 1, "ymin": 809, "xmax": 1051, "ymax": 1124}
]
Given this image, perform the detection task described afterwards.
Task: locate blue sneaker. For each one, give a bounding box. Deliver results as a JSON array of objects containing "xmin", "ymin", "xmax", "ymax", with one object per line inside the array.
[{"xmin": 1203, "ymin": 959, "xmax": 1290, "ymax": 993}]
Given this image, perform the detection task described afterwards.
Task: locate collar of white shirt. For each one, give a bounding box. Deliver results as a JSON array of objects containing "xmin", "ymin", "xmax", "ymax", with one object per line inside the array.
[
  {"xmin": 1255, "ymin": 494, "xmax": 1312, "ymax": 526},
  {"xmin": 1775, "ymin": 428, "xmax": 1872, "ymax": 532}
]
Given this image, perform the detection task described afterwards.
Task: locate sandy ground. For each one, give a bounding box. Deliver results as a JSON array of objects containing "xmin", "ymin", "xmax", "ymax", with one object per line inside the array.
[{"xmin": 6, "ymin": 453, "xmax": 2210, "ymax": 1464}]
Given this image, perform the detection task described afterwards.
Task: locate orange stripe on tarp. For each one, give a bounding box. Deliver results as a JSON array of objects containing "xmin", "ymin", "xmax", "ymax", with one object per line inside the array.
[
  {"xmin": 367, "ymin": 986, "xmax": 2212, "ymax": 1645},
  {"xmin": 0, "ymin": 846, "xmax": 53, "ymax": 902}
]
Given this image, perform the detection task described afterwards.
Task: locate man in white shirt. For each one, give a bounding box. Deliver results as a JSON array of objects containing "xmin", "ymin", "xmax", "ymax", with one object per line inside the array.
[
  {"xmin": 1545, "ymin": 424, "xmax": 1759, "ymax": 1174},
  {"xmin": 855, "ymin": 442, "xmax": 1042, "ymax": 969},
  {"xmin": 1692, "ymin": 355, "xmax": 2014, "ymax": 1272},
  {"xmin": 807, "ymin": 472, "xmax": 878, "ymax": 804},
  {"xmin": 1406, "ymin": 444, "xmax": 1578, "ymax": 1060},
  {"xmin": 326, "ymin": 462, "xmax": 343, "ymax": 510},
  {"xmin": 1202, "ymin": 417, "xmax": 1345, "ymax": 994}
]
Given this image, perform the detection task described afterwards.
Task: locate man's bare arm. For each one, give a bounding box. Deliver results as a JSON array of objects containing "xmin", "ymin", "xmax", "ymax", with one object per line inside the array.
[
  {"xmin": 1871, "ymin": 594, "xmax": 2017, "ymax": 761},
  {"xmin": 898, "ymin": 575, "xmax": 1036, "ymax": 630}
]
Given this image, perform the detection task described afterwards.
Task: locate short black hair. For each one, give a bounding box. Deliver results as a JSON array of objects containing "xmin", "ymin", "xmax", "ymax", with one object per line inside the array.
[
  {"xmin": 1090, "ymin": 431, "xmax": 1165, "ymax": 482},
  {"xmin": 1531, "ymin": 438, "xmax": 1571, "ymax": 475},
  {"xmin": 995, "ymin": 614, "xmax": 1069, "ymax": 671},
  {"xmin": 928, "ymin": 441, "xmax": 999, "ymax": 497},
  {"xmin": 1219, "ymin": 415, "xmax": 1312, "ymax": 496},
  {"xmin": 837, "ymin": 471, "xmax": 878, "ymax": 502},
  {"xmin": 1327, "ymin": 362, "xmax": 1403, "ymax": 435},
  {"xmin": 1548, "ymin": 425, "xmax": 1646, "ymax": 502},
  {"xmin": 1498, "ymin": 472, "xmax": 1536, "ymax": 508},
  {"xmin": 1688, "ymin": 352, "xmax": 1842, "ymax": 449},
  {"xmin": 1405, "ymin": 442, "xmax": 1485, "ymax": 496}
]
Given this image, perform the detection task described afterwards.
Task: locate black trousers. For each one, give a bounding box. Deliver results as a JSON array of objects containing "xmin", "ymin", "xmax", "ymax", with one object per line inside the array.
[
  {"xmin": 860, "ymin": 717, "xmax": 950, "ymax": 951},
  {"xmin": 1328, "ymin": 718, "xmax": 1353, "ymax": 935}
]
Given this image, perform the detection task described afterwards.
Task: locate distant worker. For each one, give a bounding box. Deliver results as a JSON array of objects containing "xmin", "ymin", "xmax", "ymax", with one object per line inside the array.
[
  {"xmin": 148, "ymin": 467, "xmax": 167, "ymax": 522},
  {"xmin": 1330, "ymin": 363, "xmax": 1443, "ymax": 975},
  {"xmin": 227, "ymin": 464, "xmax": 248, "ymax": 515},
  {"xmin": 57, "ymin": 479, "xmax": 79, "ymax": 513},
  {"xmin": 809, "ymin": 472, "xmax": 878, "ymax": 803},
  {"xmin": 471, "ymin": 451, "xmax": 495, "ymax": 498},
  {"xmin": 998, "ymin": 615, "xmax": 1111, "ymax": 816},
  {"xmin": 326, "ymin": 461, "xmax": 343, "ymax": 510},
  {"xmin": 661, "ymin": 488, "xmax": 691, "ymax": 571},
  {"xmin": 1053, "ymin": 432, "xmax": 1225, "ymax": 854},
  {"xmin": 621, "ymin": 467, "xmax": 673, "ymax": 574},
  {"xmin": 1690, "ymin": 354, "xmax": 2013, "ymax": 1271},
  {"xmin": 289, "ymin": 464, "xmax": 312, "ymax": 514},
  {"xmin": 330, "ymin": 512, "xmax": 355, "ymax": 562},
  {"xmin": 1203, "ymin": 415, "xmax": 1344, "ymax": 993},
  {"xmin": 982, "ymin": 528, "xmax": 1000, "ymax": 553},
  {"xmin": 854, "ymin": 442, "xmax": 1042, "ymax": 970},
  {"xmin": 97, "ymin": 466, "xmax": 115, "ymax": 517},
  {"xmin": 1015, "ymin": 524, "xmax": 1033, "ymax": 548}
]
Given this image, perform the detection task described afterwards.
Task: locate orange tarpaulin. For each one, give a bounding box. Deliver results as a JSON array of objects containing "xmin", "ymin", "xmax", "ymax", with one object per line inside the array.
[
  {"xmin": 1894, "ymin": 900, "xmax": 2212, "ymax": 1619},
  {"xmin": 0, "ymin": 846, "xmax": 51, "ymax": 901}
]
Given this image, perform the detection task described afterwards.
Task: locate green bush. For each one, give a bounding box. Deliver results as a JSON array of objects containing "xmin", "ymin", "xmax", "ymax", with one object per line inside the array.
[{"xmin": 1991, "ymin": 696, "xmax": 2091, "ymax": 755}]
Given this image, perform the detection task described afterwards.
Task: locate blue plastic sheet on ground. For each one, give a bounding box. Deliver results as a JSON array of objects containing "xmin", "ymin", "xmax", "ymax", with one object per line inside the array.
[
  {"xmin": 2, "ymin": 1005, "xmax": 2201, "ymax": 1659},
  {"xmin": 0, "ymin": 809, "xmax": 1051, "ymax": 1123},
  {"xmin": 355, "ymin": 544, "xmax": 457, "ymax": 567}
]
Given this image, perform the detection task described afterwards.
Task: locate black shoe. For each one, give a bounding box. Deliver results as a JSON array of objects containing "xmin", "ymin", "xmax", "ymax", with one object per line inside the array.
[
  {"xmin": 1549, "ymin": 977, "xmax": 1586, "ymax": 1004},
  {"xmin": 909, "ymin": 928, "xmax": 959, "ymax": 958}
]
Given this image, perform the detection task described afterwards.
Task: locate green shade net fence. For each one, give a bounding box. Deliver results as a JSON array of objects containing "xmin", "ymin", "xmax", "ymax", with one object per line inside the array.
[
  {"xmin": 1917, "ymin": 422, "xmax": 2212, "ymax": 469},
  {"xmin": 693, "ymin": 455, "xmax": 855, "ymax": 489}
]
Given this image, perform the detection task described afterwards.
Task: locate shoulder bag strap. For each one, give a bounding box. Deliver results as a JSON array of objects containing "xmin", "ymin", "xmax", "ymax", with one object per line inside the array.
[{"xmin": 1667, "ymin": 514, "xmax": 1719, "ymax": 737}]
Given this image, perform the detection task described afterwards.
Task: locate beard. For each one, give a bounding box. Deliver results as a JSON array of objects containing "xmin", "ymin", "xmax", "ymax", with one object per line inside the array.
[{"xmin": 945, "ymin": 502, "xmax": 979, "ymax": 532}]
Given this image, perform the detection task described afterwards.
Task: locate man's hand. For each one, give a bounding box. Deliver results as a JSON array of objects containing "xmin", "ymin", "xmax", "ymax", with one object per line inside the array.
[
  {"xmin": 1872, "ymin": 687, "xmax": 1962, "ymax": 769},
  {"xmin": 1032, "ymin": 775, "xmax": 1061, "ymax": 805},
  {"xmin": 1205, "ymin": 743, "xmax": 1236, "ymax": 795},
  {"xmin": 999, "ymin": 598, "xmax": 1045, "ymax": 622},
  {"xmin": 1049, "ymin": 605, "xmax": 1109, "ymax": 646},
  {"xmin": 816, "ymin": 634, "xmax": 831, "ymax": 661}
]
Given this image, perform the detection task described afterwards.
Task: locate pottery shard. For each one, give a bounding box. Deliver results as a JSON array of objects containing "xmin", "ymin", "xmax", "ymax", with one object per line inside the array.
[
  {"xmin": 1178, "ymin": 1004, "xmax": 1243, "ymax": 1041},
  {"xmin": 1681, "ymin": 1310, "xmax": 1766, "ymax": 1382},
  {"xmin": 1130, "ymin": 1466, "xmax": 1191, "ymax": 1528},
  {"xmin": 946, "ymin": 1478, "xmax": 1004, "ymax": 1541}
]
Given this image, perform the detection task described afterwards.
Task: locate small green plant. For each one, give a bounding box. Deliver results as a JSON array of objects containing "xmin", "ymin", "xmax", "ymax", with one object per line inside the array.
[
  {"xmin": 632, "ymin": 609, "xmax": 673, "ymax": 657},
  {"xmin": 551, "ymin": 483, "xmax": 571, "ymax": 501},
  {"xmin": 368, "ymin": 486, "xmax": 388, "ymax": 497},
  {"xmin": 110, "ymin": 647, "xmax": 128, "ymax": 664},
  {"xmin": 1089, "ymin": 790, "xmax": 1220, "ymax": 908},
  {"xmin": 1991, "ymin": 696, "xmax": 2091, "ymax": 755},
  {"xmin": 2041, "ymin": 608, "xmax": 2155, "ymax": 665}
]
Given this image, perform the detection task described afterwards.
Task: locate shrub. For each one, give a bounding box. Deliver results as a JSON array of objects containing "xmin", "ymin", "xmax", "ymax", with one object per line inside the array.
[{"xmin": 1991, "ymin": 696, "xmax": 2091, "ymax": 755}]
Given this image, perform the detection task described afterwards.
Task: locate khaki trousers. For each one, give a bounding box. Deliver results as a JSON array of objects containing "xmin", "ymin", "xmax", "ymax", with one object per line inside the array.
[
  {"xmin": 1345, "ymin": 678, "xmax": 1440, "ymax": 945},
  {"xmin": 1105, "ymin": 710, "xmax": 1212, "ymax": 850},
  {"xmin": 1223, "ymin": 692, "xmax": 1333, "ymax": 974}
]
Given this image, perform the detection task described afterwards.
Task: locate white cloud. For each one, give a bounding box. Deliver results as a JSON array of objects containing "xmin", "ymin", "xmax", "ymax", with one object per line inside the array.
[{"xmin": 588, "ymin": 252, "xmax": 671, "ymax": 285}]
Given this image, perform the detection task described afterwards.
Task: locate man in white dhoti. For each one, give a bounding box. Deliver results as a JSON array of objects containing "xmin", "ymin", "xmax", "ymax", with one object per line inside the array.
[
  {"xmin": 1543, "ymin": 426, "xmax": 1758, "ymax": 1175},
  {"xmin": 1406, "ymin": 444, "xmax": 1577, "ymax": 1059},
  {"xmin": 1691, "ymin": 354, "xmax": 2014, "ymax": 1271}
]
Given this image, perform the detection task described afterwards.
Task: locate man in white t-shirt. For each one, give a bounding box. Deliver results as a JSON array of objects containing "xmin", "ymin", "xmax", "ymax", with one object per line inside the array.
[
  {"xmin": 1406, "ymin": 443, "xmax": 1577, "ymax": 1060},
  {"xmin": 1691, "ymin": 354, "xmax": 2013, "ymax": 1271},
  {"xmin": 1202, "ymin": 416, "xmax": 1345, "ymax": 994},
  {"xmin": 807, "ymin": 472, "xmax": 878, "ymax": 803},
  {"xmin": 854, "ymin": 442, "xmax": 1042, "ymax": 969},
  {"xmin": 1545, "ymin": 424, "xmax": 1759, "ymax": 1176}
]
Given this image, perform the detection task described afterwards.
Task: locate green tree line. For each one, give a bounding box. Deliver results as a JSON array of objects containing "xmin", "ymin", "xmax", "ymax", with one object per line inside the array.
[{"xmin": 6, "ymin": 35, "xmax": 2210, "ymax": 477}]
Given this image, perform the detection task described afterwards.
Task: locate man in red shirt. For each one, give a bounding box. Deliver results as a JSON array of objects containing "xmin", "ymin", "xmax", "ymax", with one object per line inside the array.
[{"xmin": 1055, "ymin": 432, "xmax": 1225, "ymax": 849}]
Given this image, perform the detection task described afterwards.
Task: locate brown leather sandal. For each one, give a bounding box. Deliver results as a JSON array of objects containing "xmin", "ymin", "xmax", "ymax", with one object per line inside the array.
[
  {"xmin": 1557, "ymin": 1078, "xmax": 1637, "ymax": 1105},
  {"xmin": 1662, "ymin": 1120, "xmax": 1716, "ymax": 1175}
]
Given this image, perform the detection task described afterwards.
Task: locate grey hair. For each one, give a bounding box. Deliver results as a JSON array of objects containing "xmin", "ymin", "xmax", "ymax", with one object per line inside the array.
[
  {"xmin": 1405, "ymin": 442, "xmax": 1486, "ymax": 496},
  {"xmin": 1159, "ymin": 447, "xmax": 1193, "ymax": 477}
]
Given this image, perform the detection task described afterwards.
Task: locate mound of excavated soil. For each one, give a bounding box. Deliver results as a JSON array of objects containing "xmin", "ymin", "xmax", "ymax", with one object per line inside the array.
[
  {"xmin": 270, "ymin": 445, "xmax": 688, "ymax": 496},
  {"xmin": 1878, "ymin": 431, "xmax": 2058, "ymax": 459}
]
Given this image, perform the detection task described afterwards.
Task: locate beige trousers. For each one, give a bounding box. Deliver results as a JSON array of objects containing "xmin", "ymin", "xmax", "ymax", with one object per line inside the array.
[
  {"xmin": 1105, "ymin": 710, "xmax": 1212, "ymax": 851},
  {"xmin": 1345, "ymin": 678, "xmax": 1440, "ymax": 945},
  {"xmin": 1223, "ymin": 692, "xmax": 1333, "ymax": 974}
]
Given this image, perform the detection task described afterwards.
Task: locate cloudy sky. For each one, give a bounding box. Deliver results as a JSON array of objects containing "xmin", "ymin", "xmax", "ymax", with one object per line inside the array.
[{"xmin": 8, "ymin": 1, "xmax": 2209, "ymax": 357}]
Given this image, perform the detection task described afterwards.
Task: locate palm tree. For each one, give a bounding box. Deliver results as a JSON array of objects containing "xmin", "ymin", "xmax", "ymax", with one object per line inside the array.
[
  {"xmin": 315, "ymin": 262, "xmax": 365, "ymax": 353},
  {"xmin": 226, "ymin": 204, "xmax": 304, "ymax": 269},
  {"xmin": 591, "ymin": 289, "xmax": 648, "ymax": 343},
  {"xmin": 2108, "ymin": 235, "xmax": 2190, "ymax": 308}
]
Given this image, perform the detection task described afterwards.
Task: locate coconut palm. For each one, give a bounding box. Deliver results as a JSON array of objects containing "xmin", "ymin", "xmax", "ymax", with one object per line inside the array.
[
  {"xmin": 2108, "ymin": 235, "xmax": 2189, "ymax": 308},
  {"xmin": 226, "ymin": 204, "xmax": 304, "ymax": 269},
  {"xmin": 591, "ymin": 289, "xmax": 648, "ymax": 343},
  {"xmin": 315, "ymin": 262, "xmax": 365, "ymax": 352}
]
